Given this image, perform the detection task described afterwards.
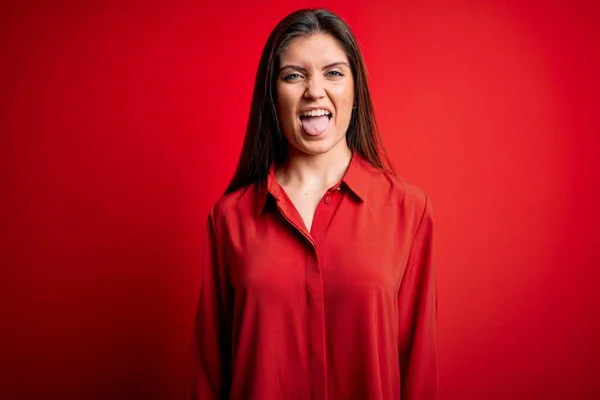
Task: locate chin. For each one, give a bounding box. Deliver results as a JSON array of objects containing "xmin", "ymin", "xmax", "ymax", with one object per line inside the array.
[
  {"xmin": 295, "ymin": 136, "xmax": 344, "ymax": 156},
  {"xmin": 302, "ymin": 145, "xmax": 335, "ymax": 156}
]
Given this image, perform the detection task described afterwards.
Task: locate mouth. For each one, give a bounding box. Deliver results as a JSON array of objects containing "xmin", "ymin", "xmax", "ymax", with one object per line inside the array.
[{"xmin": 299, "ymin": 109, "xmax": 332, "ymax": 137}]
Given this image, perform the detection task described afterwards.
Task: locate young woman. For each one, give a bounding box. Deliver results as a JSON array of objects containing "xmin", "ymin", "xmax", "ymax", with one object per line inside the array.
[{"xmin": 187, "ymin": 8, "xmax": 439, "ymax": 400}]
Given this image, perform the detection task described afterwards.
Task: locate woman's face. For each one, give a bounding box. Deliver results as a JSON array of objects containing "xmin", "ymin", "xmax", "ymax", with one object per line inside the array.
[{"xmin": 276, "ymin": 33, "xmax": 355, "ymax": 157}]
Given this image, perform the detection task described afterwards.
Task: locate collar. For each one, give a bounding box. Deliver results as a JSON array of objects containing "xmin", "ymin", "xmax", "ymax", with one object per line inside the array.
[
  {"xmin": 341, "ymin": 152, "xmax": 372, "ymax": 202},
  {"xmin": 254, "ymin": 152, "xmax": 373, "ymax": 217}
]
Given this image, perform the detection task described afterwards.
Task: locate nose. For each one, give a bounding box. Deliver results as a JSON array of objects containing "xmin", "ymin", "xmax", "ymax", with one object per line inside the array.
[{"xmin": 304, "ymin": 76, "xmax": 326, "ymax": 100}]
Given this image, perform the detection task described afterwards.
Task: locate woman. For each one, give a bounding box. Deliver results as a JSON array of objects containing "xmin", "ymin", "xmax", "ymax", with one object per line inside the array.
[{"xmin": 187, "ymin": 8, "xmax": 439, "ymax": 400}]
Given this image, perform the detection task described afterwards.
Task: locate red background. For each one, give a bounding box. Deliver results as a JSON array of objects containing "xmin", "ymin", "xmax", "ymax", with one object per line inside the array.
[{"xmin": 2, "ymin": 0, "xmax": 599, "ymax": 399}]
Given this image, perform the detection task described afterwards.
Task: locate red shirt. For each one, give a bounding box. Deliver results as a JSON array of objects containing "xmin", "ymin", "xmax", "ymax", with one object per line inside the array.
[{"xmin": 187, "ymin": 153, "xmax": 439, "ymax": 399}]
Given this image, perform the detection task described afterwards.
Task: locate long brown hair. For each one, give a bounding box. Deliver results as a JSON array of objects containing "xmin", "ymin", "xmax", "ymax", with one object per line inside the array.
[{"xmin": 224, "ymin": 8, "xmax": 393, "ymax": 195}]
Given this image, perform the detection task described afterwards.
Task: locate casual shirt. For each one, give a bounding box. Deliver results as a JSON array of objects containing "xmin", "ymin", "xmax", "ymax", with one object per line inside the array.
[{"xmin": 187, "ymin": 153, "xmax": 439, "ymax": 399}]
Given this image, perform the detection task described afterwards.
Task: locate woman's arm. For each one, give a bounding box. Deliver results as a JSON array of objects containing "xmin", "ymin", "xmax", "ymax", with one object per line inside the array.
[
  {"xmin": 185, "ymin": 207, "xmax": 231, "ymax": 399},
  {"xmin": 398, "ymin": 195, "xmax": 439, "ymax": 399}
]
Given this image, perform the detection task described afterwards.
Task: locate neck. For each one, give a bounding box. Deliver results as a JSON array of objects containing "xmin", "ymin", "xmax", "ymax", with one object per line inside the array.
[{"xmin": 276, "ymin": 142, "xmax": 353, "ymax": 191}]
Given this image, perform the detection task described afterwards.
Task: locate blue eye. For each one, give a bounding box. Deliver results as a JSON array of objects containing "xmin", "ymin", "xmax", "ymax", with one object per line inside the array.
[
  {"xmin": 327, "ymin": 70, "xmax": 343, "ymax": 77},
  {"xmin": 283, "ymin": 73, "xmax": 302, "ymax": 82}
]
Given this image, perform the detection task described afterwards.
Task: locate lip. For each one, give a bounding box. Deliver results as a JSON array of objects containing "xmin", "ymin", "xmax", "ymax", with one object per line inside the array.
[{"xmin": 298, "ymin": 105, "xmax": 333, "ymax": 117}]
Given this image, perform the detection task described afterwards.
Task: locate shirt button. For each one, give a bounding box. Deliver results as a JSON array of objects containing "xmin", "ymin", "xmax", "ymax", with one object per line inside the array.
[{"xmin": 324, "ymin": 196, "xmax": 331, "ymax": 204}]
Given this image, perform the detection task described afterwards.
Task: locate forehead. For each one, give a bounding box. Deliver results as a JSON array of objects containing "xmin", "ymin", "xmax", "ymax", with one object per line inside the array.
[{"xmin": 279, "ymin": 33, "xmax": 349, "ymax": 66}]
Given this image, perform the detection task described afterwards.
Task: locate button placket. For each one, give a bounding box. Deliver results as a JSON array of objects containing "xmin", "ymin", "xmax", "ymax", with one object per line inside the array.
[{"xmin": 306, "ymin": 188, "xmax": 344, "ymax": 400}]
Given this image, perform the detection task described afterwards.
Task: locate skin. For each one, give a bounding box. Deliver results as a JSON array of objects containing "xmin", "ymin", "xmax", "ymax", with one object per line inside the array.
[
  {"xmin": 276, "ymin": 33, "xmax": 355, "ymax": 159},
  {"xmin": 274, "ymin": 33, "xmax": 355, "ymax": 232}
]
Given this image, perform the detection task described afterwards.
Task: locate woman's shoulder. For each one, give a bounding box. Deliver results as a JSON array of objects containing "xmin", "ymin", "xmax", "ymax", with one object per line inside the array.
[
  {"xmin": 351, "ymin": 154, "xmax": 428, "ymax": 209},
  {"xmin": 207, "ymin": 182, "xmax": 261, "ymax": 223},
  {"xmin": 369, "ymin": 167, "xmax": 432, "ymax": 219}
]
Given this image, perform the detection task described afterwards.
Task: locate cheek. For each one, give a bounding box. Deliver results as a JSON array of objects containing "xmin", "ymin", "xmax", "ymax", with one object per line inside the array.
[
  {"xmin": 275, "ymin": 88, "xmax": 300, "ymax": 142},
  {"xmin": 331, "ymin": 84, "xmax": 354, "ymax": 111},
  {"xmin": 276, "ymin": 88, "xmax": 299, "ymax": 121}
]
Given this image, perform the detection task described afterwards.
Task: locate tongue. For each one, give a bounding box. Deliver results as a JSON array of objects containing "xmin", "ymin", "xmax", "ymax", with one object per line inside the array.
[{"xmin": 301, "ymin": 115, "xmax": 329, "ymax": 136}]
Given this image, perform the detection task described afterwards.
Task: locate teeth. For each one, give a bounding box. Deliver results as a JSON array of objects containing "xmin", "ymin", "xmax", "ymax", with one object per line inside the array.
[{"xmin": 300, "ymin": 109, "xmax": 331, "ymax": 117}]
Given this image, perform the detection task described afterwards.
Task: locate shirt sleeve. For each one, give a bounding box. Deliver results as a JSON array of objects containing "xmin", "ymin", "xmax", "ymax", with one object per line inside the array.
[
  {"xmin": 185, "ymin": 207, "xmax": 232, "ymax": 399},
  {"xmin": 398, "ymin": 194, "xmax": 439, "ymax": 399}
]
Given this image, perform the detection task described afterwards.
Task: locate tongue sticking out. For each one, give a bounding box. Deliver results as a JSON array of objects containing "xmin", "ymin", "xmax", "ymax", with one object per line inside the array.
[{"xmin": 300, "ymin": 115, "xmax": 329, "ymax": 136}]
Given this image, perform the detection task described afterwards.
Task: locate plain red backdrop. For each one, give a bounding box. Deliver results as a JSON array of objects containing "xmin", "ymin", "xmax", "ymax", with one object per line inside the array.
[{"xmin": 1, "ymin": 0, "xmax": 599, "ymax": 399}]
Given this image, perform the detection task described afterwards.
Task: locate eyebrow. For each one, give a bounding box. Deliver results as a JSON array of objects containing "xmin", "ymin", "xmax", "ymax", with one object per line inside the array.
[{"xmin": 279, "ymin": 61, "xmax": 350, "ymax": 73}]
